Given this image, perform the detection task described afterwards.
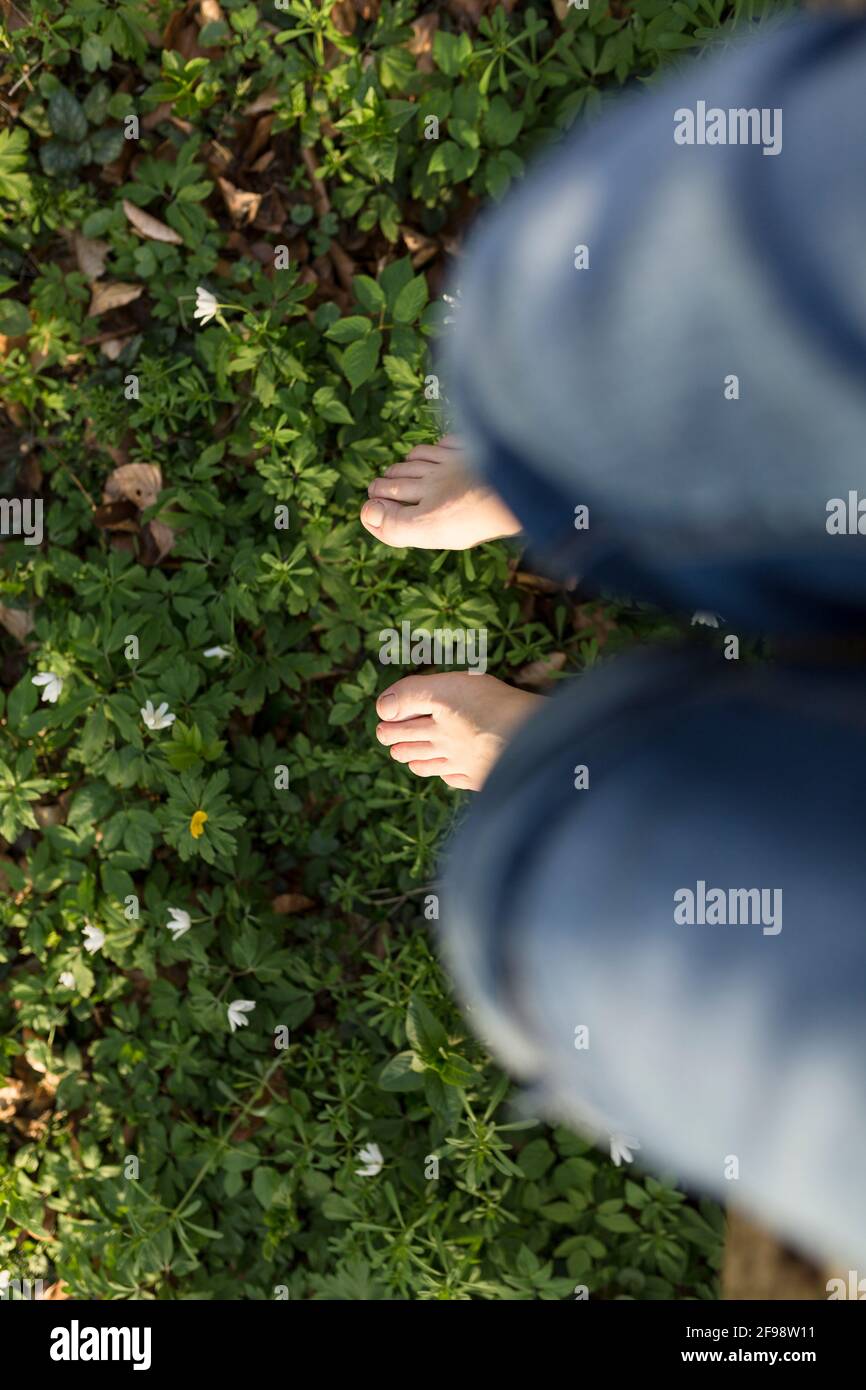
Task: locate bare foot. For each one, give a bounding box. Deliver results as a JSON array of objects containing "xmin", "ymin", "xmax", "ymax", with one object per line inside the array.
[
  {"xmin": 375, "ymin": 672, "xmax": 543, "ymax": 791},
  {"xmin": 360, "ymin": 434, "xmax": 521, "ymax": 550}
]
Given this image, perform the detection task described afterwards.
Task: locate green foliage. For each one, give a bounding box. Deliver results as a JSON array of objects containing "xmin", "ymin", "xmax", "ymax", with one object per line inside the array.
[{"xmin": 0, "ymin": 0, "xmax": 740, "ymax": 1299}]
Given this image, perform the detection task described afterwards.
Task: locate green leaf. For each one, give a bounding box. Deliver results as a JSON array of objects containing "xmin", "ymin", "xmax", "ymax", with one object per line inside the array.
[
  {"xmin": 405, "ymin": 993, "xmax": 448, "ymax": 1062},
  {"xmin": 378, "ymin": 1051, "xmax": 426, "ymax": 1091},
  {"xmin": 48, "ymin": 88, "xmax": 89, "ymax": 143},
  {"xmin": 517, "ymin": 1138, "xmax": 556, "ymax": 1180},
  {"xmin": 596, "ymin": 1212, "xmax": 640, "ymax": 1234},
  {"xmin": 340, "ymin": 330, "xmax": 381, "ymax": 389},
  {"xmin": 0, "ymin": 299, "xmax": 30, "ymax": 336},
  {"xmin": 252, "ymin": 1165, "xmax": 282, "ymax": 1209},
  {"xmin": 352, "ymin": 275, "xmax": 386, "ymax": 314},
  {"xmin": 0, "ymin": 127, "xmax": 32, "ymax": 202},
  {"xmin": 325, "ymin": 315, "xmax": 373, "ymax": 344},
  {"xmin": 433, "ymin": 30, "xmax": 473, "ymax": 78},
  {"xmin": 39, "ymin": 140, "xmax": 84, "ymax": 176},
  {"xmin": 484, "ymin": 96, "xmax": 524, "ymax": 147},
  {"xmin": 392, "ymin": 274, "xmax": 428, "ymax": 325}
]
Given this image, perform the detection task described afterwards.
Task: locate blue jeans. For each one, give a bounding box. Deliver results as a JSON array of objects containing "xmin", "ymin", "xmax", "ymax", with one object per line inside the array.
[{"xmin": 441, "ymin": 13, "xmax": 866, "ymax": 1265}]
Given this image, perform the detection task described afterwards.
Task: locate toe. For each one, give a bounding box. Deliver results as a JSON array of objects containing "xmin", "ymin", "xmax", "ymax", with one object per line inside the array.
[
  {"xmin": 442, "ymin": 772, "xmax": 474, "ymax": 790},
  {"xmin": 360, "ymin": 498, "xmax": 418, "ymax": 548},
  {"xmin": 376, "ymin": 675, "xmax": 447, "ymax": 722},
  {"xmin": 406, "ymin": 758, "xmax": 450, "ymax": 777},
  {"xmin": 368, "ymin": 477, "xmax": 424, "ymax": 503},
  {"xmin": 376, "ymin": 716, "xmax": 437, "ymax": 746},
  {"xmin": 389, "ymin": 741, "xmax": 437, "ymax": 763},
  {"xmin": 406, "ymin": 443, "xmax": 458, "ymax": 465}
]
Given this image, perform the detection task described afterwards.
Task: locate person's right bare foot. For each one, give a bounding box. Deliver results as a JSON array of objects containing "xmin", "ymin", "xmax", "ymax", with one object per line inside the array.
[
  {"xmin": 360, "ymin": 434, "xmax": 521, "ymax": 550},
  {"xmin": 375, "ymin": 672, "xmax": 543, "ymax": 791}
]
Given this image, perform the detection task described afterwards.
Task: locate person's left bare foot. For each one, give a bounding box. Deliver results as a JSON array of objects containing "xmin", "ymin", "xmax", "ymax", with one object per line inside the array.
[
  {"xmin": 361, "ymin": 435, "xmax": 521, "ymax": 551},
  {"xmin": 375, "ymin": 672, "xmax": 543, "ymax": 791}
]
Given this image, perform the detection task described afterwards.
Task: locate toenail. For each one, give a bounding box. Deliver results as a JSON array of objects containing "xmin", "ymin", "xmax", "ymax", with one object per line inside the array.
[
  {"xmin": 364, "ymin": 501, "xmax": 384, "ymax": 527},
  {"xmin": 378, "ymin": 693, "xmax": 398, "ymax": 718}
]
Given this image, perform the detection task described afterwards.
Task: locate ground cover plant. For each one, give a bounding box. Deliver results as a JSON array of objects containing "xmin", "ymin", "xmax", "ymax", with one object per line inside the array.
[{"xmin": 0, "ymin": 0, "xmax": 783, "ymax": 1300}]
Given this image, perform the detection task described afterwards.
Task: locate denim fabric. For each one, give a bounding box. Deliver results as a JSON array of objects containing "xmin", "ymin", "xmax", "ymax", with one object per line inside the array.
[
  {"xmin": 445, "ymin": 14, "xmax": 866, "ymax": 634},
  {"xmin": 440, "ymin": 648, "xmax": 866, "ymax": 1264}
]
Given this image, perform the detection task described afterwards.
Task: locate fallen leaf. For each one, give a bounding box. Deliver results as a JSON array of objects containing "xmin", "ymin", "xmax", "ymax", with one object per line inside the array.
[
  {"xmin": 401, "ymin": 225, "xmax": 438, "ymax": 268},
  {"xmin": 300, "ymin": 146, "xmax": 330, "ymax": 217},
  {"xmin": 0, "ymin": 603, "xmax": 34, "ymax": 642},
  {"xmin": 39, "ymin": 1282, "xmax": 71, "ymax": 1301},
  {"xmin": 205, "ymin": 140, "xmax": 234, "ymax": 177},
  {"xmin": 252, "ymin": 187, "xmax": 286, "ymax": 234},
  {"xmin": 217, "ymin": 176, "xmax": 262, "ymax": 227},
  {"xmin": 447, "ymin": 0, "xmax": 486, "ymax": 21},
  {"xmin": 331, "ymin": 1, "xmax": 357, "ymax": 34},
  {"xmin": 102, "ymin": 462, "xmax": 163, "ymax": 510},
  {"xmin": 88, "ymin": 282, "xmax": 144, "ymax": 317},
  {"xmin": 514, "ymin": 652, "xmax": 567, "ymax": 689},
  {"xmin": 329, "ymin": 241, "xmax": 356, "ymax": 291},
  {"xmin": 243, "ymin": 113, "xmax": 273, "ymax": 165},
  {"xmin": 140, "ymin": 518, "xmax": 176, "ymax": 566},
  {"xmin": 407, "ymin": 12, "xmax": 438, "ymax": 71},
  {"xmin": 92, "ymin": 498, "xmax": 140, "ymax": 532},
  {"xmin": 99, "ymin": 337, "xmax": 127, "ymax": 361},
  {"xmin": 73, "ymin": 233, "xmax": 110, "ymax": 279},
  {"xmin": 142, "ymin": 102, "xmax": 173, "ymax": 131},
  {"xmin": 250, "ymin": 150, "xmax": 276, "ymax": 174},
  {"xmin": 122, "ymin": 199, "xmax": 183, "ymax": 244},
  {"xmin": 272, "ymin": 893, "xmax": 315, "ymax": 915},
  {"xmin": 244, "ymin": 88, "xmax": 279, "ymax": 116},
  {"xmin": 513, "ymin": 569, "xmax": 562, "ymax": 594}
]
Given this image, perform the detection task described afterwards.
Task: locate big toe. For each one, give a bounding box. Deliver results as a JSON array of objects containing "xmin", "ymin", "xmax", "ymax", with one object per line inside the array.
[{"xmin": 361, "ymin": 498, "xmax": 417, "ymax": 548}]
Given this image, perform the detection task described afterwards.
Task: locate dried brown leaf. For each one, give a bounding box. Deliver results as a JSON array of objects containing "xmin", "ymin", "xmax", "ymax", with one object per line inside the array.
[
  {"xmin": 217, "ymin": 176, "xmax": 262, "ymax": 227},
  {"xmin": 140, "ymin": 518, "xmax": 176, "ymax": 566},
  {"xmin": 514, "ymin": 652, "xmax": 567, "ymax": 690},
  {"xmin": 102, "ymin": 462, "xmax": 163, "ymax": 511},
  {"xmin": 73, "ymin": 233, "xmax": 110, "ymax": 280},
  {"xmin": 272, "ymin": 893, "xmax": 315, "ymax": 915},
  {"xmin": 122, "ymin": 199, "xmax": 183, "ymax": 245},
  {"xmin": 331, "ymin": 1, "xmax": 357, "ymax": 35},
  {"xmin": 0, "ymin": 603, "xmax": 34, "ymax": 642},
  {"xmin": 40, "ymin": 1282, "xmax": 71, "ymax": 1301},
  {"xmin": 244, "ymin": 88, "xmax": 279, "ymax": 116},
  {"xmin": 88, "ymin": 281, "xmax": 144, "ymax": 317},
  {"xmin": 99, "ymin": 337, "xmax": 127, "ymax": 361},
  {"xmin": 92, "ymin": 499, "xmax": 139, "ymax": 532},
  {"xmin": 243, "ymin": 113, "xmax": 273, "ymax": 165},
  {"xmin": 250, "ymin": 150, "xmax": 276, "ymax": 174}
]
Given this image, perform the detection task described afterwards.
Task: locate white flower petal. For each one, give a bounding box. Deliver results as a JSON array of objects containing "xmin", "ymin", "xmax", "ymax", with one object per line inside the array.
[{"xmin": 227, "ymin": 999, "xmax": 256, "ymax": 1032}]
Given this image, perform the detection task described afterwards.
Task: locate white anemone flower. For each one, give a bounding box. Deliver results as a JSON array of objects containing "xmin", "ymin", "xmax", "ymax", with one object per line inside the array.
[
  {"xmin": 203, "ymin": 646, "xmax": 231, "ymax": 659},
  {"xmin": 58, "ymin": 971, "xmax": 76, "ymax": 989},
  {"xmin": 141, "ymin": 699, "xmax": 176, "ymax": 730},
  {"xmin": 194, "ymin": 286, "xmax": 219, "ymax": 326},
  {"xmin": 32, "ymin": 671, "xmax": 62, "ymax": 703},
  {"xmin": 355, "ymin": 1142, "xmax": 384, "ymax": 1177},
  {"xmin": 82, "ymin": 922, "xmax": 105, "ymax": 955},
  {"xmin": 227, "ymin": 999, "xmax": 256, "ymax": 1032},
  {"xmin": 610, "ymin": 1133, "xmax": 641, "ymax": 1167},
  {"xmin": 165, "ymin": 907, "xmax": 192, "ymax": 940}
]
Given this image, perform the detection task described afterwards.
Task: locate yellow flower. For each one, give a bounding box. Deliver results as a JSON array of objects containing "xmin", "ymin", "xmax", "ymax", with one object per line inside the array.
[{"xmin": 189, "ymin": 810, "xmax": 208, "ymax": 839}]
